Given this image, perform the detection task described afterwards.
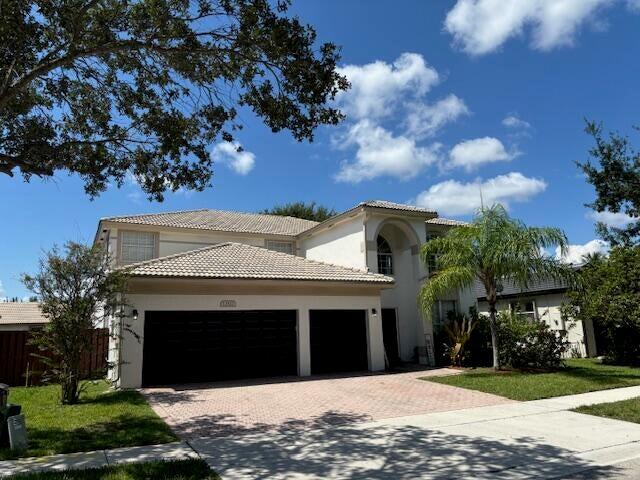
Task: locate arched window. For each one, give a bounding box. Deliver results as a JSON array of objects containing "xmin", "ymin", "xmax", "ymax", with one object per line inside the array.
[{"xmin": 377, "ymin": 235, "xmax": 393, "ymax": 275}]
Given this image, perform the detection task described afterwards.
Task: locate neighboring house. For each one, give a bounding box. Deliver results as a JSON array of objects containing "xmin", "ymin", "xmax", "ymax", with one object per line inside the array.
[
  {"xmin": 0, "ymin": 302, "xmax": 47, "ymax": 331},
  {"xmin": 94, "ymin": 200, "xmax": 474, "ymax": 388},
  {"xmin": 475, "ymin": 278, "xmax": 597, "ymax": 358}
]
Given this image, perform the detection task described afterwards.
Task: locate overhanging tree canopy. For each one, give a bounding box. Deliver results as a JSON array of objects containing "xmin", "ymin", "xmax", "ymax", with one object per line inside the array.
[
  {"xmin": 578, "ymin": 122, "xmax": 640, "ymax": 246},
  {"xmin": 0, "ymin": 0, "xmax": 348, "ymax": 200}
]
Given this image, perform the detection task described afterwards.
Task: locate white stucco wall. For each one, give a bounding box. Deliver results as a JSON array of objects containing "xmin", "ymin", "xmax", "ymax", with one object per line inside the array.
[
  {"xmin": 364, "ymin": 215, "xmax": 430, "ymax": 363},
  {"xmin": 300, "ymin": 218, "xmax": 366, "ymax": 270},
  {"xmin": 158, "ymin": 230, "xmax": 268, "ymax": 257},
  {"xmin": 105, "ymin": 225, "xmax": 297, "ymax": 266},
  {"xmin": 114, "ymin": 292, "xmax": 384, "ymax": 388}
]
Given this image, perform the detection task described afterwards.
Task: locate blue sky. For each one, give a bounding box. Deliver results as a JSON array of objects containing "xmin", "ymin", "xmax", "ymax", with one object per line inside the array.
[{"xmin": 1, "ymin": 0, "xmax": 639, "ymax": 298}]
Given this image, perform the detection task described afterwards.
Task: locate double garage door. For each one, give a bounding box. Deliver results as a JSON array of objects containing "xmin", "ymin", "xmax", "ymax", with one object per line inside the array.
[{"xmin": 142, "ymin": 309, "xmax": 368, "ymax": 386}]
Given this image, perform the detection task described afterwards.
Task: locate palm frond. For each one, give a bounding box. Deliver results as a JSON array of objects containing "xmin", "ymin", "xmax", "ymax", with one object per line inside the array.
[{"xmin": 418, "ymin": 264, "xmax": 476, "ymax": 314}]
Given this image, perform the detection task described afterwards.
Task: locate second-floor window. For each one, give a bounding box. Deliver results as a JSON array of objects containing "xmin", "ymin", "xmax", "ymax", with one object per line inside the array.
[
  {"xmin": 510, "ymin": 300, "xmax": 537, "ymax": 321},
  {"xmin": 377, "ymin": 235, "xmax": 393, "ymax": 275},
  {"xmin": 425, "ymin": 232, "xmax": 439, "ymax": 274},
  {"xmin": 432, "ymin": 300, "xmax": 457, "ymax": 329},
  {"xmin": 265, "ymin": 240, "xmax": 294, "ymax": 255},
  {"xmin": 121, "ymin": 231, "xmax": 156, "ymax": 264}
]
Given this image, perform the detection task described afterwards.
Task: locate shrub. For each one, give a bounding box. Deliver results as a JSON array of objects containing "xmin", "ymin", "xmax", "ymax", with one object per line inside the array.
[
  {"xmin": 496, "ymin": 311, "xmax": 569, "ymax": 370},
  {"xmin": 433, "ymin": 308, "xmax": 493, "ymax": 368}
]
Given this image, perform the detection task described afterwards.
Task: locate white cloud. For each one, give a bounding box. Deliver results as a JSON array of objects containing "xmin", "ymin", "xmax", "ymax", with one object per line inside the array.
[
  {"xmin": 336, "ymin": 53, "xmax": 439, "ymax": 119},
  {"xmin": 444, "ymin": 0, "xmax": 615, "ymax": 55},
  {"xmin": 210, "ymin": 141, "xmax": 255, "ymax": 175},
  {"xmin": 628, "ymin": 0, "xmax": 640, "ymax": 11},
  {"xmin": 332, "ymin": 53, "xmax": 472, "ymax": 182},
  {"xmin": 126, "ymin": 191, "xmax": 143, "ymax": 204},
  {"xmin": 335, "ymin": 120, "xmax": 440, "ymax": 183},
  {"xmin": 556, "ymin": 239, "xmax": 609, "ymax": 264},
  {"xmin": 406, "ymin": 95, "xmax": 470, "ymax": 139},
  {"xmin": 448, "ymin": 137, "xmax": 516, "ymax": 171},
  {"xmin": 502, "ymin": 115, "xmax": 531, "ymax": 129},
  {"xmin": 413, "ymin": 172, "xmax": 547, "ymax": 215},
  {"xmin": 588, "ymin": 210, "xmax": 636, "ymax": 227}
]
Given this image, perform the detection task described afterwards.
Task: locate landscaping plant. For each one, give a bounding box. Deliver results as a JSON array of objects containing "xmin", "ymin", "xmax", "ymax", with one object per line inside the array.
[
  {"xmin": 22, "ymin": 242, "xmax": 129, "ymax": 404},
  {"xmin": 443, "ymin": 313, "xmax": 478, "ymax": 367},
  {"xmin": 496, "ymin": 311, "xmax": 569, "ymax": 370},
  {"xmin": 420, "ymin": 204, "xmax": 575, "ymax": 369}
]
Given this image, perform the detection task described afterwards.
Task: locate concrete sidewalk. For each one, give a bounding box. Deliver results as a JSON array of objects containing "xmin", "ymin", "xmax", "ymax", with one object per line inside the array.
[
  {"xmin": 193, "ymin": 386, "xmax": 640, "ymax": 479},
  {"xmin": 0, "ymin": 442, "xmax": 198, "ymax": 477}
]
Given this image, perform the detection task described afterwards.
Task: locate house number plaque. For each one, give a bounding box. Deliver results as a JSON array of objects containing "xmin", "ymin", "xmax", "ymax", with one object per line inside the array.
[{"xmin": 219, "ymin": 300, "xmax": 237, "ymax": 308}]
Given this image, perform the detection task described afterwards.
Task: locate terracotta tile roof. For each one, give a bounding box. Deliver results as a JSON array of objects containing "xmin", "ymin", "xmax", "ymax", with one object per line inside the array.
[
  {"xmin": 103, "ymin": 209, "xmax": 319, "ymax": 237},
  {"xmin": 425, "ymin": 217, "xmax": 469, "ymax": 226},
  {"xmin": 0, "ymin": 302, "xmax": 47, "ymax": 325},
  {"xmin": 359, "ymin": 200, "xmax": 437, "ymax": 215},
  {"xmin": 124, "ymin": 243, "xmax": 394, "ymax": 284}
]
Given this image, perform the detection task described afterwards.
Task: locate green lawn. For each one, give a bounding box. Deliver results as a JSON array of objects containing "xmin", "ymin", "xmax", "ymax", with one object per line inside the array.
[
  {"xmin": 5, "ymin": 459, "xmax": 219, "ymax": 479},
  {"xmin": 423, "ymin": 358, "xmax": 640, "ymax": 401},
  {"xmin": 0, "ymin": 382, "xmax": 177, "ymax": 460},
  {"xmin": 574, "ymin": 397, "xmax": 640, "ymax": 424}
]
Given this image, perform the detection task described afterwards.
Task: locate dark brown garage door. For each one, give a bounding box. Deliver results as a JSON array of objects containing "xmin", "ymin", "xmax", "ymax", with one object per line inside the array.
[
  {"xmin": 310, "ymin": 310, "xmax": 368, "ymax": 374},
  {"xmin": 142, "ymin": 310, "xmax": 297, "ymax": 386}
]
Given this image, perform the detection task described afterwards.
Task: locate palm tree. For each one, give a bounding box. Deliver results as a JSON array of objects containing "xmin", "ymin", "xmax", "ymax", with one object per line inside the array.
[{"xmin": 419, "ymin": 204, "xmax": 575, "ymax": 370}]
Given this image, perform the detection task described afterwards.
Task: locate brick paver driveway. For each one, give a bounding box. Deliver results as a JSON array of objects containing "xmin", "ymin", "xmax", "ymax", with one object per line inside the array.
[{"xmin": 143, "ymin": 369, "xmax": 512, "ymax": 439}]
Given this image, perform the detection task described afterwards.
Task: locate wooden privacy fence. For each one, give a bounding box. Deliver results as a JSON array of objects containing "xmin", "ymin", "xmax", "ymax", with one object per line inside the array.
[{"xmin": 0, "ymin": 328, "xmax": 109, "ymax": 386}]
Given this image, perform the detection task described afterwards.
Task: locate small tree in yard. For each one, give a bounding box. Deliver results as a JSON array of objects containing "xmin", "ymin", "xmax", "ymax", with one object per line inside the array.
[
  {"xmin": 22, "ymin": 242, "xmax": 128, "ymax": 405},
  {"xmin": 564, "ymin": 246, "xmax": 640, "ymax": 365},
  {"xmin": 419, "ymin": 204, "xmax": 575, "ymax": 370}
]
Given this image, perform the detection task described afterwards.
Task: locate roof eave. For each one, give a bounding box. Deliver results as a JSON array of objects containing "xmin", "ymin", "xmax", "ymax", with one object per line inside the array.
[{"xmin": 127, "ymin": 273, "xmax": 395, "ymax": 287}]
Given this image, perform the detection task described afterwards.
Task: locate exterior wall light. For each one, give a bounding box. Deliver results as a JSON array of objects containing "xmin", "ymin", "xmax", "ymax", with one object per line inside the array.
[
  {"xmin": 132, "ymin": 309, "xmax": 138, "ymax": 321},
  {"xmin": 372, "ymin": 308, "xmax": 377, "ymax": 316}
]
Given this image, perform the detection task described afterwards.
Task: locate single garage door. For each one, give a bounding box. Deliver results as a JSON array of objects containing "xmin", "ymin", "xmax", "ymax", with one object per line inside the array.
[
  {"xmin": 142, "ymin": 310, "xmax": 297, "ymax": 386},
  {"xmin": 310, "ymin": 310, "xmax": 368, "ymax": 374}
]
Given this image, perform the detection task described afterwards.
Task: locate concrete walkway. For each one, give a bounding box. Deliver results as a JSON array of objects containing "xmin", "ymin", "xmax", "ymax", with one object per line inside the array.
[
  {"xmin": 0, "ymin": 442, "xmax": 198, "ymax": 477},
  {"xmin": 2, "ymin": 386, "xmax": 640, "ymax": 478}
]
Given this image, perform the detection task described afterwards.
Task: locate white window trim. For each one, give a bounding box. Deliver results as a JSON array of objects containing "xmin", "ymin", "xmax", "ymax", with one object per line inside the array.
[
  {"xmin": 118, "ymin": 230, "xmax": 159, "ymax": 265},
  {"xmin": 509, "ymin": 299, "xmax": 538, "ymax": 321},
  {"xmin": 377, "ymin": 235, "xmax": 394, "ymax": 276},
  {"xmin": 265, "ymin": 239, "xmax": 295, "ymax": 255}
]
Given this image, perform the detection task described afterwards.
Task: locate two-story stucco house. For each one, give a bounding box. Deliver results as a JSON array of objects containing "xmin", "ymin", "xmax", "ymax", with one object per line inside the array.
[{"xmin": 94, "ymin": 200, "xmax": 474, "ymax": 388}]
